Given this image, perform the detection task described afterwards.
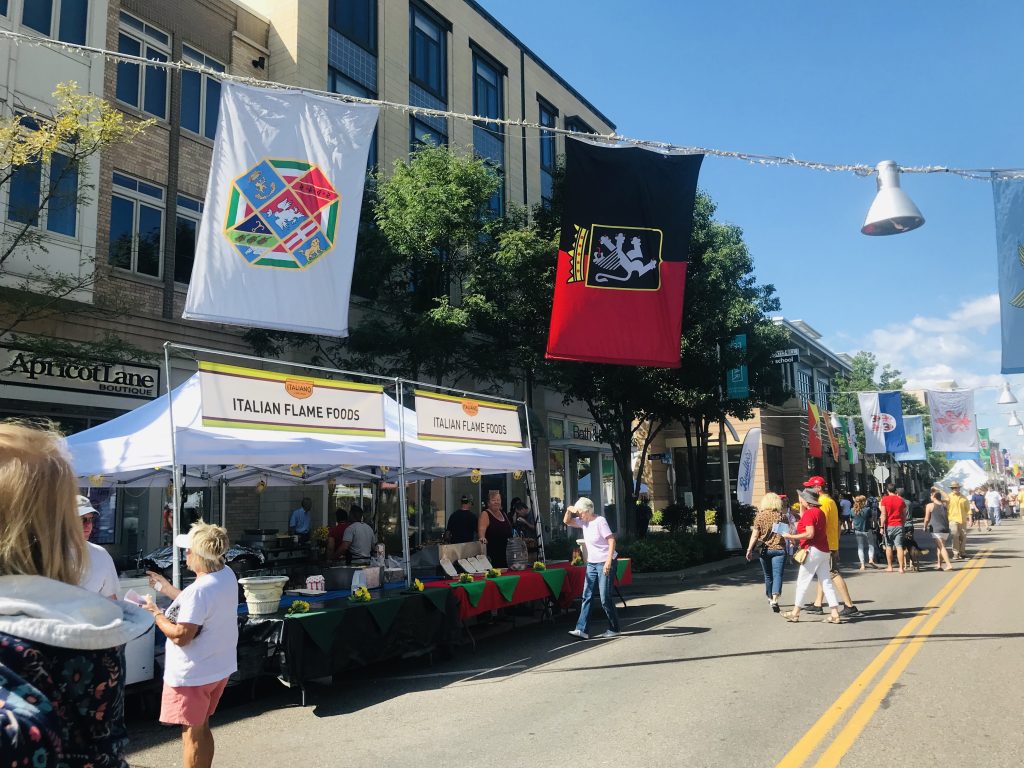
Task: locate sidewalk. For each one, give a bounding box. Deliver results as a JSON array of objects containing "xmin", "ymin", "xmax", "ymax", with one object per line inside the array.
[{"xmin": 630, "ymin": 553, "xmax": 749, "ymax": 585}]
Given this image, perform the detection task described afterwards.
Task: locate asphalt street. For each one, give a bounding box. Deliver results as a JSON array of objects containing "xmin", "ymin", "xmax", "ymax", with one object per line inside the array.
[{"xmin": 127, "ymin": 521, "xmax": 1023, "ymax": 768}]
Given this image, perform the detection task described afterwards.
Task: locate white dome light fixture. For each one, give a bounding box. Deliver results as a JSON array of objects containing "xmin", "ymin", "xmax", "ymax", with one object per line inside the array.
[
  {"xmin": 861, "ymin": 160, "xmax": 925, "ymax": 236},
  {"xmin": 1009, "ymin": 410, "xmax": 1023, "ymax": 428},
  {"xmin": 998, "ymin": 381, "xmax": 1018, "ymax": 405}
]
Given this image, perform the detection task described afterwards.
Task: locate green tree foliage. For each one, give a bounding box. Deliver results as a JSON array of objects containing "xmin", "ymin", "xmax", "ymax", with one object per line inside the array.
[{"xmin": 0, "ymin": 83, "xmax": 153, "ymax": 362}]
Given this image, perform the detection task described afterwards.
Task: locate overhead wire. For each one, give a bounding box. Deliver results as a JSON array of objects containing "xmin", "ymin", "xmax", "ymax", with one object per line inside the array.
[{"xmin": 3, "ymin": 26, "xmax": 1024, "ymax": 180}]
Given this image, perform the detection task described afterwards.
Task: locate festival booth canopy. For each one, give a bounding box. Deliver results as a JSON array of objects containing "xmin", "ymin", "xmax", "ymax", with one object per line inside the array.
[
  {"xmin": 66, "ymin": 374, "xmax": 534, "ymax": 484},
  {"xmin": 935, "ymin": 460, "xmax": 990, "ymax": 492},
  {"xmin": 65, "ymin": 374, "xmax": 402, "ymax": 483}
]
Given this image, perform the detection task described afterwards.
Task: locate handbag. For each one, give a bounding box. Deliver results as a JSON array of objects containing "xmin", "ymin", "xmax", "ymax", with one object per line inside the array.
[{"xmin": 792, "ymin": 547, "xmax": 808, "ymax": 565}]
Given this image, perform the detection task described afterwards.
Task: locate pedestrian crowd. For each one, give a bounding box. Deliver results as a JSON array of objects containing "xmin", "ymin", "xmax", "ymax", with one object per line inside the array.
[{"xmin": 743, "ymin": 473, "xmax": 1018, "ymax": 623}]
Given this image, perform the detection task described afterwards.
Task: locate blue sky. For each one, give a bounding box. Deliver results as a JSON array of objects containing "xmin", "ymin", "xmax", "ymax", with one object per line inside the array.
[{"xmin": 479, "ymin": 0, "xmax": 1022, "ymax": 458}]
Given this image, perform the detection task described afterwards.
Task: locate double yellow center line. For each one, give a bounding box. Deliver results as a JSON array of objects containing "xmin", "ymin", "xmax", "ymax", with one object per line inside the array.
[{"xmin": 776, "ymin": 548, "xmax": 992, "ymax": 768}]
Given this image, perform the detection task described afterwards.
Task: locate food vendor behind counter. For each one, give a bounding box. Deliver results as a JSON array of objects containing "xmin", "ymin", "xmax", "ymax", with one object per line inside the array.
[{"xmin": 444, "ymin": 495, "xmax": 478, "ymax": 544}]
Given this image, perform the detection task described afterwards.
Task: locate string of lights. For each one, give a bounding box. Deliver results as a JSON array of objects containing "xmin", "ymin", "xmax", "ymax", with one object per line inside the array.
[{"xmin": 3, "ymin": 26, "xmax": 1023, "ymax": 181}]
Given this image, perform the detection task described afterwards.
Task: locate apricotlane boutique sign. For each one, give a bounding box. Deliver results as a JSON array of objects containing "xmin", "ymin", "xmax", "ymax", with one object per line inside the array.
[
  {"xmin": 198, "ymin": 361, "xmax": 385, "ymax": 436},
  {"xmin": 414, "ymin": 390, "xmax": 523, "ymax": 447}
]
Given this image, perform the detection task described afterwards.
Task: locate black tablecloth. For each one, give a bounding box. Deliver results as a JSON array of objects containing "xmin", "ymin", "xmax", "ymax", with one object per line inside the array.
[{"xmin": 238, "ymin": 589, "xmax": 460, "ymax": 685}]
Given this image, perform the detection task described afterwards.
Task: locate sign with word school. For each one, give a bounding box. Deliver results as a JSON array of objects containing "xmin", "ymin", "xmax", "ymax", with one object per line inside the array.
[
  {"xmin": 414, "ymin": 390, "xmax": 523, "ymax": 447},
  {"xmin": 198, "ymin": 361, "xmax": 385, "ymax": 436}
]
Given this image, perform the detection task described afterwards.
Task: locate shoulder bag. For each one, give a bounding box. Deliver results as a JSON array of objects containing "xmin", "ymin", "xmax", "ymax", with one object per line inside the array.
[{"xmin": 792, "ymin": 546, "xmax": 808, "ymax": 565}]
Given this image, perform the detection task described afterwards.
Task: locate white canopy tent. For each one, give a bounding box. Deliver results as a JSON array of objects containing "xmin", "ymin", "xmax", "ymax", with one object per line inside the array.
[{"xmin": 935, "ymin": 460, "xmax": 990, "ymax": 492}]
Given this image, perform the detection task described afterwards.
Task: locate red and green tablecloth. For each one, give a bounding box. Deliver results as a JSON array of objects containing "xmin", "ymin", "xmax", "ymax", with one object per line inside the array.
[{"xmin": 425, "ymin": 559, "xmax": 632, "ymax": 619}]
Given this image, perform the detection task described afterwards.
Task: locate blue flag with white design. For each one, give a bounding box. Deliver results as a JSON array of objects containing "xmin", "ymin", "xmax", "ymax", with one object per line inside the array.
[
  {"xmin": 894, "ymin": 415, "xmax": 926, "ymax": 461},
  {"xmin": 992, "ymin": 177, "xmax": 1024, "ymax": 373},
  {"xmin": 184, "ymin": 82, "xmax": 379, "ymax": 336},
  {"xmin": 858, "ymin": 391, "xmax": 908, "ymax": 454}
]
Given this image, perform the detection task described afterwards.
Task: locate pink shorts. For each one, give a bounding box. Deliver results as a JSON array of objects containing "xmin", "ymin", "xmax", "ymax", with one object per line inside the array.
[{"xmin": 160, "ymin": 678, "xmax": 229, "ymax": 727}]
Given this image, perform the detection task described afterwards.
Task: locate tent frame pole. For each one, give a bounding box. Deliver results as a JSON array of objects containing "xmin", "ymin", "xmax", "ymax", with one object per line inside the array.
[
  {"xmin": 396, "ymin": 380, "xmax": 412, "ymax": 585},
  {"xmin": 164, "ymin": 342, "xmax": 183, "ymax": 589}
]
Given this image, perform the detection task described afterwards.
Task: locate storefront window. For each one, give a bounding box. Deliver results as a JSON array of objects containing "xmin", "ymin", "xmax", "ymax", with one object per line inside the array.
[
  {"xmin": 573, "ymin": 455, "xmax": 592, "ymax": 503},
  {"xmin": 548, "ymin": 449, "xmax": 566, "ymax": 522},
  {"xmin": 601, "ymin": 455, "xmax": 617, "ymax": 525},
  {"xmin": 548, "ymin": 417, "xmax": 564, "ymax": 440},
  {"xmin": 418, "ymin": 478, "xmax": 446, "ymax": 542}
]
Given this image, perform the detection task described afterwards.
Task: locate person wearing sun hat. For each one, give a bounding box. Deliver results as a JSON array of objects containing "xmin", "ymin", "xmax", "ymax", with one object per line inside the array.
[
  {"xmin": 946, "ymin": 481, "xmax": 970, "ymax": 559},
  {"xmin": 78, "ymin": 495, "xmax": 120, "ymax": 599}
]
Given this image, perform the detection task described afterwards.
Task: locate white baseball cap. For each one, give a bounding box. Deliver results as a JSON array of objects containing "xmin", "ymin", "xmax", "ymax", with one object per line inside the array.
[{"xmin": 76, "ymin": 495, "xmax": 97, "ymax": 517}]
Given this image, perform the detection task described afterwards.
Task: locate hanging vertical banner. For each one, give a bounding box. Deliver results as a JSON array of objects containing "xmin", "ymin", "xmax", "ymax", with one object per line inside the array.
[
  {"xmin": 991, "ymin": 178, "xmax": 1024, "ymax": 373},
  {"xmin": 858, "ymin": 391, "xmax": 908, "ymax": 454},
  {"xmin": 546, "ymin": 139, "xmax": 703, "ymax": 367},
  {"xmin": 726, "ymin": 334, "xmax": 749, "ymax": 400},
  {"xmin": 807, "ymin": 404, "xmax": 822, "ymax": 458},
  {"xmin": 839, "ymin": 415, "xmax": 859, "ymax": 464},
  {"xmin": 183, "ymin": 82, "xmax": 379, "ymax": 336},
  {"xmin": 735, "ymin": 427, "xmax": 761, "ymax": 505},
  {"xmin": 894, "ymin": 415, "xmax": 926, "ymax": 462},
  {"xmin": 926, "ymin": 389, "xmax": 978, "ymax": 452},
  {"xmin": 823, "ymin": 411, "xmax": 841, "ymax": 462},
  {"xmin": 978, "ymin": 428, "xmax": 991, "ymax": 468}
]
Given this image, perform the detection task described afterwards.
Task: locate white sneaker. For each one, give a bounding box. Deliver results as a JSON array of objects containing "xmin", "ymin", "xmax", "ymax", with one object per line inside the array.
[
  {"xmin": 568, "ymin": 629, "xmax": 589, "ymax": 640},
  {"xmin": 600, "ymin": 630, "xmax": 620, "ymax": 638}
]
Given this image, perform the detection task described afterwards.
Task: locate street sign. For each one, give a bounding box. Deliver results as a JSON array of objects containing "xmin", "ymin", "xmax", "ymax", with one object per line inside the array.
[
  {"xmin": 872, "ymin": 465, "xmax": 890, "ymax": 483},
  {"xmin": 648, "ymin": 453, "xmax": 665, "ymax": 461},
  {"xmin": 771, "ymin": 348, "xmax": 800, "ymax": 365}
]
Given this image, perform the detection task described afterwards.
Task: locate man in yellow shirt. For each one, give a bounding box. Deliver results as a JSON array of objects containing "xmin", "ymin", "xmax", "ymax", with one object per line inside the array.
[
  {"xmin": 803, "ymin": 476, "xmax": 859, "ymax": 617},
  {"xmin": 946, "ymin": 482, "xmax": 971, "ymax": 559}
]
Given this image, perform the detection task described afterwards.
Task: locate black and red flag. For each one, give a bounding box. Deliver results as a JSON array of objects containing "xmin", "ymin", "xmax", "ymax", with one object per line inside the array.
[{"xmin": 545, "ymin": 139, "xmax": 703, "ymax": 367}]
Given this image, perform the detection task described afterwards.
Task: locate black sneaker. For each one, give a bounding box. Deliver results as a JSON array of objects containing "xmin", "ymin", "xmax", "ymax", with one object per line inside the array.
[
  {"xmin": 839, "ymin": 605, "xmax": 861, "ymax": 617},
  {"xmin": 804, "ymin": 605, "xmax": 824, "ymax": 615},
  {"xmin": 771, "ymin": 602, "xmax": 781, "ymax": 613}
]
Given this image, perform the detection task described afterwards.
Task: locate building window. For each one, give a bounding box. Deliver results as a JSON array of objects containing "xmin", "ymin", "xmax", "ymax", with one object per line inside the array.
[
  {"xmin": 410, "ymin": 117, "xmax": 446, "ymax": 150},
  {"xmin": 1, "ymin": 1, "xmax": 9, "ymax": 17},
  {"xmin": 22, "ymin": 0, "xmax": 88, "ymax": 44},
  {"xmin": 180, "ymin": 45, "xmax": 224, "ymax": 141},
  {"xmin": 6, "ymin": 136, "xmax": 79, "ymax": 237},
  {"xmin": 538, "ymin": 98, "xmax": 558, "ymax": 207},
  {"xmin": 795, "ymin": 367, "xmax": 812, "ymax": 408},
  {"xmin": 109, "ymin": 172, "xmax": 163, "ymax": 278},
  {"xmin": 329, "ymin": 0, "xmax": 376, "ymax": 53},
  {"xmin": 174, "ymin": 194, "xmax": 203, "ymax": 284},
  {"xmin": 564, "ymin": 115, "xmax": 595, "ymax": 135},
  {"xmin": 765, "ymin": 444, "xmax": 785, "ymax": 495},
  {"xmin": 410, "ymin": 4, "xmax": 445, "ymax": 99},
  {"xmin": 472, "ymin": 51, "xmax": 504, "ymax": 217},
  {"xmin": 814, "ymin": 377, "xmax": 831, "ymax": 412},
  {"xmin": 116, "ymin": 12, "xmax": 169, "ymax": 120},
  {"xmin": 328, "ymin": 67, "xmax": 377, "ymax": 169}
]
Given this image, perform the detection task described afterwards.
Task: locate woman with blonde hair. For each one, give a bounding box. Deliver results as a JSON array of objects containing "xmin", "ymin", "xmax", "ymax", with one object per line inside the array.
[
  {"xmin": 146, "ymin": 520, "xmax": 238, "ymax": 768},
  {"xmin": 0, "ymin": 422, "xmax": 152, "ymax": 767},
  {"xmin": 745, "ymin": 492, "xmax": 789, "ymax": 612}
]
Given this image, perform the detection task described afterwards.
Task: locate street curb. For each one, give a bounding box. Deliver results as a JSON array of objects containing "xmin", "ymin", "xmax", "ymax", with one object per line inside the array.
[{"xmin": 630, "ymin": 554, "xmax": 750, "ymax": 584}]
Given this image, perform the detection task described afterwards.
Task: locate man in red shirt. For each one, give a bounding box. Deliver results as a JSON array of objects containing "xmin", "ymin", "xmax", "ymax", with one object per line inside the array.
[
  {"xmin": 326, "ymin": 508, "xmax": 350, "ymax": 562},
  {"xmin": 879, "ymin": 484, "xmax": 907, "ymax": 573}
]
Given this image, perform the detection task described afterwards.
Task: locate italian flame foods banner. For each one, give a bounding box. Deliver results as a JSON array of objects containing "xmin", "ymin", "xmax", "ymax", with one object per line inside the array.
[
  {"xmin": 198, "ymin": 361, "xmax": 385, "ymax": 436},
  {"xmin": 184, "ymin": 82, "xmax": 379, "ymax": 336},
  {"xmin": 858, "ymin": 391, "xmax": 908, "ymax": 454},
  {"xmin": 991, "ymin": 178, "xmax": 1024, "ymax": 373},
  {"xmin": 414, "ymin": 390, "xmax": 523, "ymax": 447},
  {"xmin": 894, "ymin": 415, "xmax": 927, "ymax": 462},
  {"xmin": 926, "ymin": 389, "xmax": 978, "ymax": 452},
  {"xmin": 545, "ymin": 139, "xmax": 703, "ymax": 367}
]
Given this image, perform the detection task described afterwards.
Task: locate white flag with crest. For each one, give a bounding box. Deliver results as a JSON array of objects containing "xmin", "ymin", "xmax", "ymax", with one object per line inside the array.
[{"xmin": 183, "ymin": 82, "xmax": 379, "ymax": 336}]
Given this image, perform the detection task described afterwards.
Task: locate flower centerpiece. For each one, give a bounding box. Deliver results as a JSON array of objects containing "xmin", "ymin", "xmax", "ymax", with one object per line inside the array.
[
  {"xmin": 349, "ymin": 586, "xmax": 372, "ymax": 603},
  {"xmin": 403, "ymin": 578, "xmax": 426, "ymax": 594},
  {"xmin": 457, "ymin": 573, "xmax": 474, "ymax": 584},
  {"xmin": 532, "ymin": 561, "xmax": 547, "ymax": 572},
  {"xmin": 485, "ymin": 568, "xmax": 501, "ymax": 578},
  {"xmin": 286, "ymin": 600, "xmax": 310, "ymax": 615}
]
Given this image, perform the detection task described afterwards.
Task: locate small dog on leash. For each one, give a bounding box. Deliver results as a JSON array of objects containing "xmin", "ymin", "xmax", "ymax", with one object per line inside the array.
[{"xmin": 902, "ymin": 522, "xmax": 930, "ymax": 572}]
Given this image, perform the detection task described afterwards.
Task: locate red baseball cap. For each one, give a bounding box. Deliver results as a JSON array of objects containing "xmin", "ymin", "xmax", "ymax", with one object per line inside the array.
[{"xmin": 802, "ymin": 476, "xmax": 826, "ymax": 488}]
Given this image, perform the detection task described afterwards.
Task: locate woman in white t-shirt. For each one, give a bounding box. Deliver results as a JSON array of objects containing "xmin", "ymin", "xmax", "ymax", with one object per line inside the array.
[
  {"xmin": 145, "ymin": 521, "xmax": 238, "ymax": 768},
  {"xmin": 563, "ymin": 496, "xmax": 620, "ymax": 640}
]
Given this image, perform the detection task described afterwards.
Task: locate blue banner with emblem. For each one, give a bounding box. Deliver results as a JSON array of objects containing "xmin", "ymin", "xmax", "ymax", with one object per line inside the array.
[{"xmin": 992, "ymin": 177, "xmax": 1024, "ymax": 373}]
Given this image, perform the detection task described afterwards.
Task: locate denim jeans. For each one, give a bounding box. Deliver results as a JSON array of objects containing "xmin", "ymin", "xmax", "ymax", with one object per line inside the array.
[
  {"xmin": 988, "ymin": 506, "xmax": 1001, "ymax": 526},
  {"xmin": 758, "ymin": 549, "xmax": 786, "ymax": 597},
  {"xmin": 575, "ymin": 561, "xmax": 619, "ymax": 633},
  {"xmin": 853, "ymin": 531, "xmax": 875, "ymax": 565}
]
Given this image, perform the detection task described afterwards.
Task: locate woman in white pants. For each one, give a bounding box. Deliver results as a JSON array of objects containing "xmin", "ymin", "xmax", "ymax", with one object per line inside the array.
[
  {"xmin": 780, "ymin": 489, "xmax": 842, "ymax": 624},
  {"xmin": 851, "ymin": 495, "xmax": 877, "ymax": 570}
]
